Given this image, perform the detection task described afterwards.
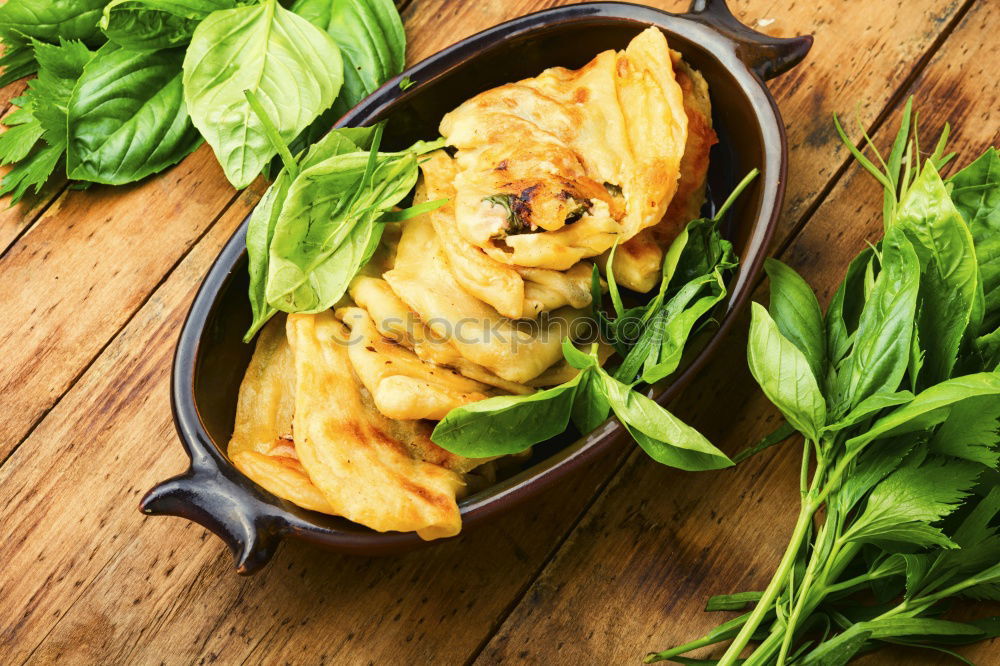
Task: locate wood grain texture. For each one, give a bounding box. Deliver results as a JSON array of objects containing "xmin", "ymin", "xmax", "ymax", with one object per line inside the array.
[
  {"xmin": 0, "ymin": 0, "xmax": 993, "ymax": 664},
  {"xmin": 0, "ymin": 143, "xmax": 238, "ymax": 457},
  {"xmin": 477, "ymin": 2, "xmax": 999, "ymax": 663}
]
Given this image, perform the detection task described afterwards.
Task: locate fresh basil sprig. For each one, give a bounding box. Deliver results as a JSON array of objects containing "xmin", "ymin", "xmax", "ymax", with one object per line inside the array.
[
  {"xmin": 432, "ymin": 341, "xmax": 733, "ymax": 471},
  {"xmin": 242, "ymin": 94, "xmax": 447, "ymax": 339},
  {"xmin": 649, "ymin": 98, "xmax": 1000, "ymax": 666}
]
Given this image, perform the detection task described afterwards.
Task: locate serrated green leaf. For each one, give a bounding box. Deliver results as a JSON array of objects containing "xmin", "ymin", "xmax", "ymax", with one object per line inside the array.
[
  {"xmin": 928, "ymin": 395, "xmax": 1000, "ymax": 467},
  {"xmin": 846, "ymin": 372, "xmax": 1000, "ymax": 454},
  {"xmin": 0, "ymin": 141, "xmax": 61, "ymax": 202},
  {"xmin": 844, "ymin": 458, "xmax": 982, "ymax": 549},
  {"xmin": 0, "ymin": 118, "xmax": 44, "ymax": 164}
]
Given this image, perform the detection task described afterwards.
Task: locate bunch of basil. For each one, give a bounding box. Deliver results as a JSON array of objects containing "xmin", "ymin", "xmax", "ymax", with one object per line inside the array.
[
  {"xmin": 0, "ymin": 0, "xmax": 406, "ymax": 201},
  {"xmin": 649, "ymin": 100, "xmax": 1000, "ymax": 664}
]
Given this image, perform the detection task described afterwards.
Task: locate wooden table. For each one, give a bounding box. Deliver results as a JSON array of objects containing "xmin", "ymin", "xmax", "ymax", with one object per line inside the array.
[{"xmin": 1, "ymin": 1, "xmax": 997, "ymax": 663}]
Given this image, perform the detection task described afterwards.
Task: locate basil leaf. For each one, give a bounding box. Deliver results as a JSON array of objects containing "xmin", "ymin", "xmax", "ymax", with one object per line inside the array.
[
  {"xmin": 747, "ymin": 303, "xmax": 827, "ymax": 441},
  {"xmin": 100, "ymin": 0, "xmax": 243, "ymax": 51},
  {"xmin": 291, "ymin": 0, "xmax": 404, "ymax": 115},
  {"xmin": 825, "ymin": 247, "xmax": 874, "ymax": 370},
  {"xmin": 66, "ymin": 44, "xmax": 202, "ymax": 185},
  {"xmin": 571, "ymin": 370, "xmax": 610, "ymax": 434},
  {"xmin": 823, "ymin": 390, "xmax": 914, "ymax": 433},
  {"xmin": 846, "ymin": 372, "xmax": 1000, "ymax": 454},
  {"xmin": 894, "ymin": 162, "xmax": 979, "ymax": 384},
  {"xmin": 765, "ymin": 258, "xmax": 826, "ymax": 383},
  {"xmin": 245, "ymin": 127, "xmax": 373, "ymax": 340},
  {"xmin": 182, "ymin": 0, "xmax": 343, "ymax": 189},
  {"xmin": 835, "ymin": 227, "xmax": 920, "ymax": 414},
  {"xmin": 431, "ymin": 372, "xmax": 584, "ymax": 457},
  {"xmin": 641, "ymin": 273, "xmax": 729, "ymax": 384},
  {"xmin": 951, "ymin": 148, "xmax": 1000, "ymax": 333},
  {"xmin": 265, "ymin": 148, "xmax": 418, "ymax": 313},
  {"xmin": 562, "ymin": 338, "xmax": 598, "ymax": 370},
  {"xmin": 598, "ymin": 369, "xmax": 733, "ymax": 471},
  {"xmin": 0, "ymin": 0, "xmax": 108, "ymax": 44}
]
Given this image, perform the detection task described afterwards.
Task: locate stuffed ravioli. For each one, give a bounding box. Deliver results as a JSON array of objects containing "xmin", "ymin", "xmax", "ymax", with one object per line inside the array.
[{"xmin": 230, "ymin": 27, "xmax": 716, "ymax": 539}]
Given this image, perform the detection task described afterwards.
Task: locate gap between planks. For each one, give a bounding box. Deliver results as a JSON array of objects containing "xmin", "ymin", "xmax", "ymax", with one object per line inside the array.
[{"xmin": 456, "ymin": 0, "xmax": 982, "ymax": 661}]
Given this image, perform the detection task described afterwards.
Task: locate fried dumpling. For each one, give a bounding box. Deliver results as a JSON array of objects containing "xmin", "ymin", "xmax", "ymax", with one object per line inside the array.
[
  {"xmin": 383, "ymin": 215, "xmax": 588, "ymax": 384},
  {"xmin": 440, "ymin": 27, "xmax": 688, "ymax": 270},
  {"xmin": 227, "ymin": 316, "xmax": 332, "ymax": 513},
  {"xmin": 287, "ymin": 311, "xmax": 476, "ymax": 539},
  {"xmin": 418, "ymin": 150, "xmax": 596, "ymax": 318},
  {"xmin": 609, "ymin": 55, "xmax": 717, "ymax": 292},
  {"xmin": 336, "ymin": 305, "xmax": 493, "ymax": 420},
  {"xmin": 348, "ymin": 275, "xmax": 533, "ymax": 395}
]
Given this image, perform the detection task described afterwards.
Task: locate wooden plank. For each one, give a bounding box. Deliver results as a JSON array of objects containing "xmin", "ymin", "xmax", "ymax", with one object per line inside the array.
[
  {"xmin": 402, "ymin": 0, "xmax": 968, "ymax": 243},
  {"xmin": 0, "ymin": 144, "xmax": 238, "ymax": 457},
  {"xmin": 0, "ymin": 188, "xmax": 263, "ymax": 664},
  {"xmin": 477, "ymin": 2, "xmax": 999, "ymax": 663}
]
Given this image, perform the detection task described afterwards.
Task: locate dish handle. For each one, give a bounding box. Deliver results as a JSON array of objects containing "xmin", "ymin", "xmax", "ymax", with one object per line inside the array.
[
  {"xmin": 686, "ymin": 0, "xmax": 813, "ymax": 81},
  {"xmin": 140, "ymin": 457, "xmax": 284, "ymax": 575}
]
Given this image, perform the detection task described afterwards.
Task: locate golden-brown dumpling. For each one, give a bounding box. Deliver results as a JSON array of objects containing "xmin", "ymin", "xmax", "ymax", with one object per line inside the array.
[
  {"xmin": 287, "ymin": 311, "xmax": 476, "ymax": 539},
  {"xmin": 347, "ymin": 275, "xmax": 533, "ymax": 395},
  {"xmin": 336, "ymin": 305, "xmax": 493, "ymax": 421},
  {"xmin": 227, "ymin": 316, "xmax": 332, "ymax": 513},
  {"xmin": 383, "ymin": 216, "xmax": 589, "ymax": 384},
  {"xmin": 609, "ymin": 54, "xmax": 717, "ymax": 292},
  {"xmin": 440, "ymin": 27, "xmax": 688, "ymax": 270}
]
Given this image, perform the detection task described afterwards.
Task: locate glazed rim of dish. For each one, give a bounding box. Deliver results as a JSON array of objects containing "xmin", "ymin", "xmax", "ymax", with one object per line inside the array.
[{"xmin": 145, "ymin": 0, "xmax": 812, "ymax": 573}]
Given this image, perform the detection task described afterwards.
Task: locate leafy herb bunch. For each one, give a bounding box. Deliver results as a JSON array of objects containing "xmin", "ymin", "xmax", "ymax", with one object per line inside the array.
[
  {"xmin": 649, "ymin": 99, "xmax": 1000, "ymax": 665},
  {"xmin": 0, "ymin": 0, "xmax": 406, "ymax": 201}
]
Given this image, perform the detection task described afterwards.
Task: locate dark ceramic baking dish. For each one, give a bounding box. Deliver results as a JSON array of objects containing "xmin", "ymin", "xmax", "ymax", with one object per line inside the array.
[{"xmin": 142, "ymin": 0, "xmax": 812, "ymax": 573}]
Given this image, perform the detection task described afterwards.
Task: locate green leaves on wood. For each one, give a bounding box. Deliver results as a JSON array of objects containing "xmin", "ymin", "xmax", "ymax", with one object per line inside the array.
[
  {"xmin": 432, "ymin": 342, "xmax": 732, "ymax": 472},
  {"xmin": 66, "ymin": 43, "xmax": 202, "ymax": 184},
  {"xmin": 0, "ymin": 39, "xmax": 94, "ymax": 202},
  {"xmin": 0, "ymin": 0, "xmax": 409, "ymax": 199},
  {"xmin": 655, "ymin": 99, "xmax": 1000, "ymax": 665},
  {"xmin": 182, "ymin": 0, "xmax": 343, "ymax": 189}
]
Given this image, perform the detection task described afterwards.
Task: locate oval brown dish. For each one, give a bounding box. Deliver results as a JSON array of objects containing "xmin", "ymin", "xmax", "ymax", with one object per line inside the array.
[{"xmin": 142, "ymin": 0, "xmax": 812, "ymax": 574}]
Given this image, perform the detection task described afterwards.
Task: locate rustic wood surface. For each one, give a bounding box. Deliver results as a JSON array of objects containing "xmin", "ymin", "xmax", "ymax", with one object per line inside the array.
[{"xmin": 0, "ymin": 1, "xmax": 996, "ymax": 664}]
